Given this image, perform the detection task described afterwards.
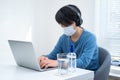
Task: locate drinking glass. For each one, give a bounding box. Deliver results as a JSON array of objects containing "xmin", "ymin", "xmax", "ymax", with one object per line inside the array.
[{"xmin": 57, "ymin": 53, "xmax": 69, "ymax": 75}]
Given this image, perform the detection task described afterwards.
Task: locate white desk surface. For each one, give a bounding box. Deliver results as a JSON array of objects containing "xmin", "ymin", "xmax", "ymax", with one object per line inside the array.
[
  {"xmin": 110, "ymin": 66, "xmax": 120, "ymax": 77},
  {"xmin": 0, "ymin": 64, "xmax": 94, "ymax": 80}
]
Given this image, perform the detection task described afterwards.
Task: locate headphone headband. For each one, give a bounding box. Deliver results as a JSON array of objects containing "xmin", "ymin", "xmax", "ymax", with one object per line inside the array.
[
  {"xmin": 67, "ymin": 5, "xmax": 83, "ymax": 26},
  {"xmin": 67, "ymin": 6, "xmax": 81, "ymax": 19},
  {"xmin": 59, "ymin": 5, "xmax": 83, "ymax": 26}
]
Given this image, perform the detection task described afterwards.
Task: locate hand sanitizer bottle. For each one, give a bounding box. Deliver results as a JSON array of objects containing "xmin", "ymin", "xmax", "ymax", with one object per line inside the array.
[{"xmin": 67, "ymin": 45, "xmax": 76, "ymax": 72}]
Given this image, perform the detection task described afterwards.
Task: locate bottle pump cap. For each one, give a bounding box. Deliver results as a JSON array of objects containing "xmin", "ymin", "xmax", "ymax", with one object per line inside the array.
[{"xmin": 70, "ymin": 45, "xmax": 74, "ymax": 52}]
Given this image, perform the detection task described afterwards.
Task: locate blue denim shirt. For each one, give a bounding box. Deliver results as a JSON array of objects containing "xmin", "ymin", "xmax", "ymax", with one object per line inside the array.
[{"xmin": 48, "ymin": 29, "xmax": 99, "ymax": 71}]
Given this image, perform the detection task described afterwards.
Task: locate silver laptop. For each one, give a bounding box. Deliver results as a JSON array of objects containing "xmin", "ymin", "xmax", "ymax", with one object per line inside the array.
[{"xmin": 8, "ymin": 40, "xmax": 54, "ymax": 71}]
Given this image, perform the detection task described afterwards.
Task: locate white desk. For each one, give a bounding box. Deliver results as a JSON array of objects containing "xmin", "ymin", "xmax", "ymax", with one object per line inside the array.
[
  {"xmin": 0, "ymin": 65, "xmax": 94, "ymax": 80},
  {"xmin": 109, "ymin": 66, "xmax": 120, "ymax": 79}
]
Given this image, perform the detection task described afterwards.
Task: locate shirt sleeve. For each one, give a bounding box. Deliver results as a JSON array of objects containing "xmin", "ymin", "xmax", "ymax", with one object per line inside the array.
[
  {"xmin": 76, "ymin": 35, "xmax": 97, "ymax": 68},
  {"xmin": 47, "ymin": 36, "xmax": 63, "ymax": 60}
]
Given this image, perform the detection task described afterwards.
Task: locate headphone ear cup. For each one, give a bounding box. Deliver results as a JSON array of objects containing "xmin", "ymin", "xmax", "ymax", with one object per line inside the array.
[
  {"xmin": 80, "ymin": 17, "xmax": 83, "ymax": 25},
  {"xmin": 77, "ymin": 17, "xmax": 83, "ymax": 26}
]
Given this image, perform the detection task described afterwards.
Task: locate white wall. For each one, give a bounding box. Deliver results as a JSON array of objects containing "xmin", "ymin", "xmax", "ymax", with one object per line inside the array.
[
  {"xmin": 0, "ymin": 0, "xmax": 33, "ymax": 64},
  {"xmin": 0, "ymin": 0, "xmax": 96, "ymax": 64},
  {"xmin": 32, "ymin": 0, "xmax": 96, "ymax": 56},
  {"xmin": 95, "ymin": 0, "xmax": 108, "ymax": 46}
]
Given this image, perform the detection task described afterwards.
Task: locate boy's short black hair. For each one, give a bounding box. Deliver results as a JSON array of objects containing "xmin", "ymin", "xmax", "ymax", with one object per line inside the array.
[{"xmin": 55, "ymin": 4, "xmax": 83, "ymax": 26}]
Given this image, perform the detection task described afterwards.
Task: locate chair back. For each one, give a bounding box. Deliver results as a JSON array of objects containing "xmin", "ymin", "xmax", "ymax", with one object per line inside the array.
[{"xmin": 94, "ymin": 47, "xmax": 111, "ymax": 80}]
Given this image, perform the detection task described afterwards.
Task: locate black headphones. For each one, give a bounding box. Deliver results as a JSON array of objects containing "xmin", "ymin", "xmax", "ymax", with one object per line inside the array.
[{"xmin": 67, "ymin": 5, "xmax": 83, "ymax": 26}]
